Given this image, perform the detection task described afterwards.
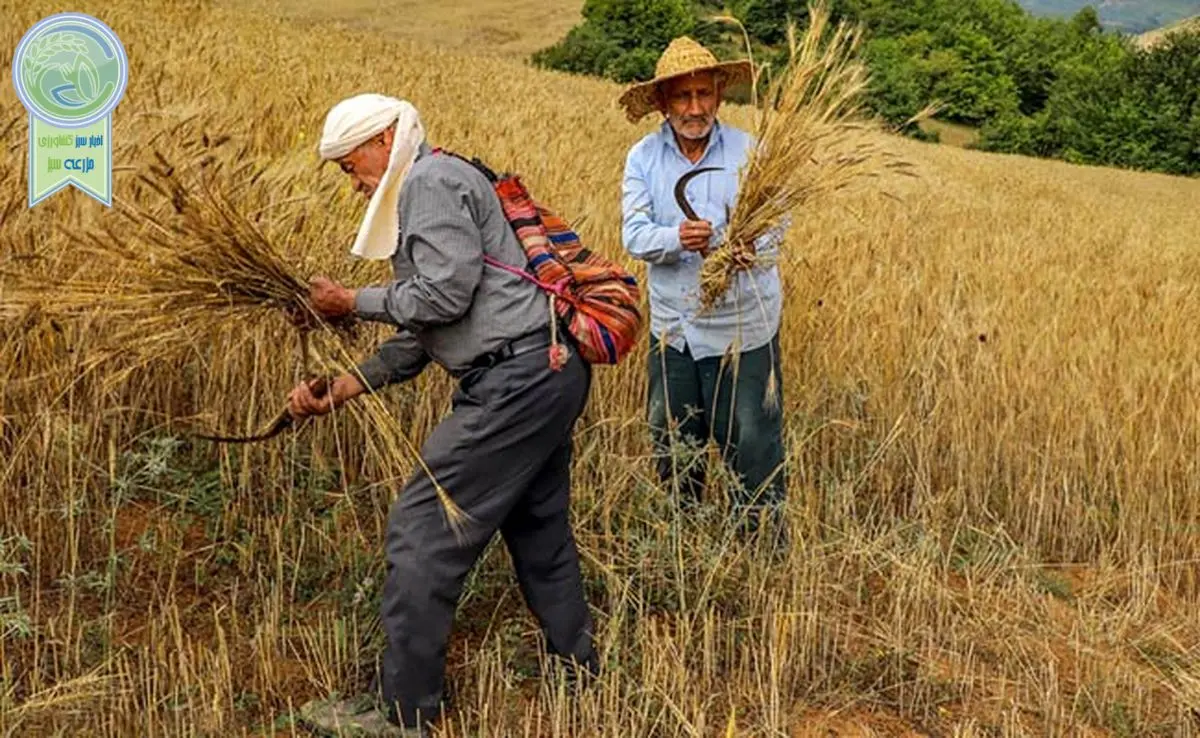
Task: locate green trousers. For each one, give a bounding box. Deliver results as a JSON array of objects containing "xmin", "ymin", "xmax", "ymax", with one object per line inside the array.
[{"xmin": 646, "ymin": 332, "xmax": 787, "ymax": 519}]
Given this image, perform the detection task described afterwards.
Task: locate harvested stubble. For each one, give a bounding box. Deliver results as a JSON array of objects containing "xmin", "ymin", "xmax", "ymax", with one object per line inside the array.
[{"xmin": 699, "ymin": 1, "xmax": 920, "ymax": 311}]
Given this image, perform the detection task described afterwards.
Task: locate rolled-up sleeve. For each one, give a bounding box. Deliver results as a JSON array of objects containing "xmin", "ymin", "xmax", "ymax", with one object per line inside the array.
[
  {"xmin": 353, "ymin": 327, "xmax": 430, "ymax": 391},
  {"xmin": 354, "ymin": 166, "xmax": 483, "ymax": 328},
  {"xmin": 622, "ymin": 147, "xmax": 683, "ymax": 265}
]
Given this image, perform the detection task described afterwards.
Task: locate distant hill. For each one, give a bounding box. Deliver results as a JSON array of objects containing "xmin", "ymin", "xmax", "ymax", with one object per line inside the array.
[
  {"xmin": 1136, "ymin": 14, "xmax": 1200, "ymax": 46},
  {"xmin": 1015, "ymin": 0, "xmax": 1200, "ymax": 33}
]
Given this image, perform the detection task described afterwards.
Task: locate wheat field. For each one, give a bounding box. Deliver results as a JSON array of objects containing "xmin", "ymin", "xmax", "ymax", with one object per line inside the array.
[
  {"xmin": 2, "ymin": 0, "xmax": 1200, "ymax": 736},
  {"xmin": 218, "ymin": 0, "xmax": 582, "ymax": 58}
]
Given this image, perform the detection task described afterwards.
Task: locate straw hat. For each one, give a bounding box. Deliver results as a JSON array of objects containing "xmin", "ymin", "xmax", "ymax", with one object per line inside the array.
[{"xmin": 618, "ymin": 36, "xmax": 754, "ymax": 123}]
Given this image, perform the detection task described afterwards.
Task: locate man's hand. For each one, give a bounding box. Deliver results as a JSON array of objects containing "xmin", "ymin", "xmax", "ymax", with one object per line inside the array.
[
  {"xmin": 679, "ymin": 219, "xmax": 713, "ymax": 253},
  {"xmin": 287, "ymin": 374, "xmax": 366, "ymax": 420},
  {"xmin": 309, "ymin": 276, "xmax": 357, "ymax": 319}
]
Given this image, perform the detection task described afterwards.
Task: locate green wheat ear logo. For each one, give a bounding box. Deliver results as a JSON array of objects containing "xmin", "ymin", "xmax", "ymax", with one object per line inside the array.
[
  {"xmin": 20, "ymin": 31, "xmax": 120, "ymax": 121},
  {"xmin": 13, "ymin": 12, "xmax": 129, "ymax": 207}
]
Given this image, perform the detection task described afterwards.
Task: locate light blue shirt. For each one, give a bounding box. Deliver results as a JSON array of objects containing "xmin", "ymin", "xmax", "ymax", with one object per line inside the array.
[{"xmin": 621, "ymin": 120, "xmax": 783, "ymax": 361}]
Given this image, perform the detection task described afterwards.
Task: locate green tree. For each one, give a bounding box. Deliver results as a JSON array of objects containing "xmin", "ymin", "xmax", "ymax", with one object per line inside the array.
[
  {"xmin": 1120, "ymin": 30, "xmax": 1200, "ymax": 173},
  {"xmin": 531, "ymin": 0, "xmax": 696, "ymax": 82},
  {"xmin": 727, "ymin": 0, "xmax": 812, "ymax": 45},
  {"xmin": 924, "ymin": 29, "xmax": 1020, "ymax": 122},
  {"xmin": 1069, "ymin": 6, "xmax": 1102, "ymax": 36},
  {"xmin": 861, "ymin": 35, "xmax": 930, "ymax": 126},
  {"xmin": 532, "ymin": 0, "xmax": 1200, "ymax": 176},
  {"xmin": 580, "ymin": 0, "xmax": 695, "ymax": 49},
  {"xmin": 530, "ymin": 23, "xmax": 623, "ymax": 77},
  {"xmin": 979, "ymin": 30, "xmax": 1200, "ymax": 175}
]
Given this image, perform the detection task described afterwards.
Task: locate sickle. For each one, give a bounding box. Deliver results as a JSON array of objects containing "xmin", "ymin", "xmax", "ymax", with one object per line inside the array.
[
  {"xmin": 189, "ymin": 410, "xmax": 297, "ymax": 444},
  {"xmin": 188, "ymin": 377, "xmax": 328, "ymax": 444},
  {"xmin": 673, "ymin": 167, "xmax": 721, "ymax": 221}
]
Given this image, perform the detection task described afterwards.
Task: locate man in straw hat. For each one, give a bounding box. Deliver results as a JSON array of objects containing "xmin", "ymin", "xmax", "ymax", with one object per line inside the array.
[
  {"xmin": 289, "ymin": 93, "xmax": 599, "ymax": 737},
  {"xmin": 620, "ymin": 37, "xmax": 788, "ymax": 549}
]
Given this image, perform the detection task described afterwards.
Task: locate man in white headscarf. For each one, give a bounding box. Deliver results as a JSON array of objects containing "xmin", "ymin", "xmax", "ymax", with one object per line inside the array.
[{"xmin": 292, "ymin": 94, "xmax": 599, "ymax": 737}]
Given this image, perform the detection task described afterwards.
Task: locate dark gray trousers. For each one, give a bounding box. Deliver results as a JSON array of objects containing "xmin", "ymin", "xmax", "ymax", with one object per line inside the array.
[
  {"xmin": 647, "ymin": 332, "xmax": 787, "ymax": 515},
  {"xmin": 375, "ymin": 340, "xmax": 596, "ymax": 729}
]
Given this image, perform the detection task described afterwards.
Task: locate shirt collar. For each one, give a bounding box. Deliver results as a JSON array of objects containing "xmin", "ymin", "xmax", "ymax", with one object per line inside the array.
[{"xmin": 659, "ymin": 119, "xmax": 724, "ymax": 165}]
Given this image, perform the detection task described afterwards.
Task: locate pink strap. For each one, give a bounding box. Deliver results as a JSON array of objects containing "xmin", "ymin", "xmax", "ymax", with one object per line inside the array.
[{"xmin": 483, "ymin": 254, "xmax": 571, "ymax": 297}]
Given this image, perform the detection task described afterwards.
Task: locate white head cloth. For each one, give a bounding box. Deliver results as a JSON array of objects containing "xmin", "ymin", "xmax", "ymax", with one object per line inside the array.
[{"xmin": 318, "ymin": 93, "xmax": 425, "ymax": 260}]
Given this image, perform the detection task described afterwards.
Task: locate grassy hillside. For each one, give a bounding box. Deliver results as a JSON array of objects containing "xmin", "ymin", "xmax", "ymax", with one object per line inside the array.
[
  {"xmin": 1137, "ymin": 14, "xmax": 1200, "ymax": 46},
  {"xmin": 3, "ymin": 0, "xmax": 1200, "ymax": 736},
  {"xmin": 1016, "ymin": 0, "xmax": 1200, "ymax": 32}
]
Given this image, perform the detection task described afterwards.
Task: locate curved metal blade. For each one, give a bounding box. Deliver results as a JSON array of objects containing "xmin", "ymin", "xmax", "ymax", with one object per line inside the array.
[
  {"xmin": 188, "ymin": 377, "xmax": 328, "ymax": 445},
  {"xmin": 673, "ymin": 167, "xmax": 722, "ymax": 221},
  {"xmin": 189, "ymin": 409, "xmax": 296, "ymax": 444}
]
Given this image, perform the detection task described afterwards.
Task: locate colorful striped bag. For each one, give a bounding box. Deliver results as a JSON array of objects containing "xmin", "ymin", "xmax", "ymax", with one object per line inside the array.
[{"xmin": 434, "ymin": 149, "xmax": 643, "ymax": 369}]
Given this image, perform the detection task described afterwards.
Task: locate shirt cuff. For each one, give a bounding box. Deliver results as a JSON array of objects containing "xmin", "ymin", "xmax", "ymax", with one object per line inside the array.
[
  {"xmin": 354, "ymin": 354, "xmax": 394, "ymax": 392},
  {"xmin": 660, "ymin": 227, "xmax": 684, "ymax": 263},
  {"xmin": 354, "ymin": 287, "xmax": 393, "ymax": 324}
]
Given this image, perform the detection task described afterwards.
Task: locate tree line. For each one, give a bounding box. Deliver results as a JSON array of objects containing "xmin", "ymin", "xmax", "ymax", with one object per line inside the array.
[{"xmin": 532, "ymin": 0, "xmax": 1200, "ymax": 176}]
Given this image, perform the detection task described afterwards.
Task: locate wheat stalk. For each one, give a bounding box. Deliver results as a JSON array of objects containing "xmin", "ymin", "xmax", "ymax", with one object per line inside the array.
[
  {"xmin": 698, "ymin": 0, "xmax": 921, "ymax": 311},
  {"xmin": 4, "ymin": 152, "xmax": 358, "ymax": 372}
]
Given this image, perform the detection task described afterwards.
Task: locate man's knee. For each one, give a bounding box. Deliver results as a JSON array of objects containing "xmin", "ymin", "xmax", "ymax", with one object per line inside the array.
[
  {"xmin": 383, "ymin": 490, "xmax": 485, "ymax": 613},
  {"xmin": 725, "ymin": 391, "xmax": 786, "ymax": 500},
  {"xmin": 735, "ymin": 407, "xmax": 784, "ymax": 458}
]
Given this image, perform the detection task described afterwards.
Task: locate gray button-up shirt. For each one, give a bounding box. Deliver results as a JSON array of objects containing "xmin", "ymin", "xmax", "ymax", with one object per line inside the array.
[{"xmin": 352, "ymin": 143, "xmax": 550, "ymax": 389}]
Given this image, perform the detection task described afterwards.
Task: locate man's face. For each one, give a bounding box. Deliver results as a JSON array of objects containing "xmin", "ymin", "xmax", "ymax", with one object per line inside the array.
[
  {"xmin": 660, "ymin": 72, "xmax": 721, "ymax": 141},
  {"xmin": 336, "ymin": 127, "xmax": 394, "ymax": 199}
]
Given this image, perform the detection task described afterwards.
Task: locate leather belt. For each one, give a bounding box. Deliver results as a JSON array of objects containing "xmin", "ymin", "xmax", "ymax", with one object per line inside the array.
[{"xmin": 465, "ymin": 327, "xmax": 553, "ymax": 372}]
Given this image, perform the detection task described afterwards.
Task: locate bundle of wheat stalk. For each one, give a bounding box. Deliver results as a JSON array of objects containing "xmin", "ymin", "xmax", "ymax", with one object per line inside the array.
[
  {"xmin": 57, "ymin": 154, "xmax": 350, "ymax": 337},
  {"xmin": 2, "ymin": 152, "xmax": 469, "ymax": 531},
  {"xmin": 699, "ymin": 0, "xmax": 922, "ymax": 311},
  {"xmin": 1, "ymin": 152, "xmax": 363, "ymax": 396}
]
